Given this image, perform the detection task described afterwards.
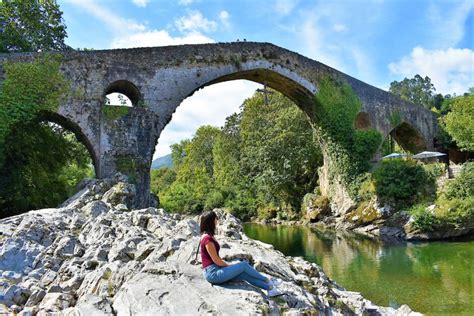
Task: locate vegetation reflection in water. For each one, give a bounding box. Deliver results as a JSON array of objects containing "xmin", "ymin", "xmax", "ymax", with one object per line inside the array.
[{"xmin": 243, "ymin": 223, "xmax": 473, "ymax": 315}]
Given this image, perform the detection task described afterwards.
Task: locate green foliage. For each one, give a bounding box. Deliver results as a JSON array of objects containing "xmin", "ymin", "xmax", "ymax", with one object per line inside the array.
[
  {"xmin": 0, "ymin": 0, "xmax": 68, "ymax": 53},
  {"xmin": 240, "ymin": 90, "xmax": 322, "ymax": 211},
  {"xmin": 373, "ymin": 159, "xmax": 427, "ymax": 208},
  {"xmin": 153, "ymin": 90, "xmax": 323, "ymax": 219},
  {"xmin": 410, "ymin": 196, "xmax": 474, "ymax": 233},
  {"xmin": 103, "ymin": 106, "xmax": 130, "ymax": 121},
  {"xmin": 441, "ymin": 95, "xmax": 474, "ymax": 151},
  {"xmin": 409, "ymin": 204, "xmax": 441, "ymax": 232},
  {"xmin": 150, "ymin": 168, "xmax": 176, "ymax": 196},
  {"xmin": 0, "ymin": 55, "xmax": 69, "ymax": 161},
  {"xmin": 223, "ymin": 184, "xmax": 258, "ymax": 220},
  {"xmin": 357, "ymin": 175, "xmax": 376, "ymax": 201},
  {"xmin": 422, "ymin": 162, "xmax": 446, "ymax": 183},
  {"xmin": 442, "ymin": 162, "xmax": 474, "ymax": 200},
  {"xmin": 0, "ymin": 2, "xmax": 96, "ymax": 216},
  {"xmin": 389, "ymin": 75, "xmax": 436, "ymax": 109},
  {"xmin": 436, "ymin": 197, "xmax": 474, "ymax": 226},
  {"xmin": 312, "ymin": 77, "xmax": 382, "ymax": 197},
  {"xmin": 0, "ymin": 122, "xmax": 93, "ymax": 217},
  {"xmin": 160, "ymin": 127, "xmax": 220, "ymax": 213}
]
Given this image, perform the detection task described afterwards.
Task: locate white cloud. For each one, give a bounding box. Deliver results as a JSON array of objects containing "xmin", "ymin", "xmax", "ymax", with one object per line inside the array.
[
  {"xmin": 426, "ymin": 0, "xmax": 474, "ymax": 47},
  {"xmin": 132, "ymin": 0, "xmax": 148, "ymax": 8},
  {"xmin": 299, "ymin": 12, "xmax": 347, "ymax": 71},
  {"xmin": 219, "ymin": 10, "xmax": 230, "ymax": 28},
  {"xmin": 69, "ymin": 0, "xmax": 215, "ymax": 49},
  {"xmin": 111, "ymin": 30, "xmax": 213, "ymax": 48},
  {"xmin": 275, "ymin": 0, "xmax": 299, "ymax": 15},
  {"xmin": 175, "ymin": 10, "xmax": 217, "ymax": 33},
  {"xmin": 68, "ymin": 0, "xmax": 146, "ymax": 37},
  {"xmin": 388, "ymin": 46, "xmax": 474, "ymax": 95},
  {"xmin": 154, "ymin": 81, "xmax": 260, "ymax": 158}
]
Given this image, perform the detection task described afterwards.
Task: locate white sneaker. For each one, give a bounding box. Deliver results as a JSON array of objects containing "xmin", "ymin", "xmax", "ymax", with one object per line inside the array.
[
  {"xmin": 267, "ymin": 287, "xmax": 283, "ymax": 297},
  {"xmin": 269, "ymin": 278, "xmax": 283, "ymax": 287}
]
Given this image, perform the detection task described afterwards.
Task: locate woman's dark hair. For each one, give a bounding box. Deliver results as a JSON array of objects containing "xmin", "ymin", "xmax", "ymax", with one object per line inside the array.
[{"xmin": 200, "ymin": 211, "xmax": 218, "ymax": 235}]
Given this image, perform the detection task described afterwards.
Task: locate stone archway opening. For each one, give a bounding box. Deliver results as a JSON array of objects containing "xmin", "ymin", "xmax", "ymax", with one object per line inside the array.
[
  {"xmin": 151, "ymin": 71, "xmax": 322, "ymax": 218},
  {"xmin": 389, "ymin": 122, "xmax": 427, "ymax": 154},
  {"xmin": 38, "ymin": 111, "xmax": 99, "ymax": 176},
  {"xmin": 104, "ymin": 80, "xmax": 141, "ymax": 107},
  {"xmin": 354, "ymin": 112, "xmax": 372, "ymax": 130},
  {"xmin": 0, "ymin": 111, "xmax": 97, "ymax": 217}
]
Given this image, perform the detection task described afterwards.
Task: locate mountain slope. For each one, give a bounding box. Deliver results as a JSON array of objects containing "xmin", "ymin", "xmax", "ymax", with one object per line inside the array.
[{"xmin": 151, "ymin": 154, "xmax": 172, "ymax": 169}]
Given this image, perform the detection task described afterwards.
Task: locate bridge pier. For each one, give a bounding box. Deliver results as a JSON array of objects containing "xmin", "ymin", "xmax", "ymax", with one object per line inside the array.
[{"xmin": 98, "ymin": 106, "xmax": 159, "ymax": 208}]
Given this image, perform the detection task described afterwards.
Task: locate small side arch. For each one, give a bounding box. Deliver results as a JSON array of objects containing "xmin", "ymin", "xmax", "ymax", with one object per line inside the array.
[
  {"xmin": 354, "ymin": 112, "xmax": 372, "ymax": 130},
  {"xmin": 104, "ymin": 80, "xmax": 142, "ymax": 106},
  {"xmin": 390, "ymin": 121, "xmax": 427, "ymax": 153}
]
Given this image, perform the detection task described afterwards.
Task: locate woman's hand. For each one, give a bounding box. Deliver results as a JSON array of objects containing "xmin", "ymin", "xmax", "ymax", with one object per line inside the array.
[{"xmin": 205, "ymin": 242, "xmax": 228, "ymax": 267}]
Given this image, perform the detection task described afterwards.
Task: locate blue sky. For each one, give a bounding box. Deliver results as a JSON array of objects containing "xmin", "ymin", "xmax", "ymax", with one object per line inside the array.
[{"xmin": 59, "ymin": 0, "xmax": 474, "ymax": 158}]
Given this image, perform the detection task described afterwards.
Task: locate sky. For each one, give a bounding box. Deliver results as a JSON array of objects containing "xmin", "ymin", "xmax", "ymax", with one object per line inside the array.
[{"xmin": 58, "ymin": 0, "xmax": 474, "ymax": 158}]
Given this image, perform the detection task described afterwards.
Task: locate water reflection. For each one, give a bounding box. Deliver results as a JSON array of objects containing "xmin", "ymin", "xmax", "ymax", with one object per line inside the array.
[{"xmin": 243, "ymin": 223, "xmax": 474, "ymax": 315}]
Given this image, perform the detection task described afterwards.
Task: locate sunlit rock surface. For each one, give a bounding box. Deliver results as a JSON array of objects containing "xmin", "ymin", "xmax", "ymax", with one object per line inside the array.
[{"xmin": 0, "ymin": 175, "xmax": 421, "ymax": 315}]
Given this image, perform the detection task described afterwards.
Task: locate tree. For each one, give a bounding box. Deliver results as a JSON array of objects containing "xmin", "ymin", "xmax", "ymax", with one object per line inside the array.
[
  {"xmin": 0, "ymin": 0, "xmax": 68, "ymax": 53},
  {"xmin": 0, "ymin": 121, "xmax": 93, "ymax": 217},
  {"xmin": 442, "ymin": 95, "xmax": 474, "ymax": 151},
  {"xmin": 0, "ymin": 2, "xmax": 93, "ymax": 217},
  {"xmin": 240, "ymin": 90, "xmax": 322, "ymax": 213},
  {"xmin": 160, "ymin": 126, "xmax": 221, "ymax": 213},
  {"xmin": 389, "ymin": 75, "xmax": 436, "ymax": 109}
]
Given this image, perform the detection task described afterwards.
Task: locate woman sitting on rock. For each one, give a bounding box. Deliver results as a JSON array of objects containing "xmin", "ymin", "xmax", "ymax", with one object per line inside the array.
[{"xmin": 200, "ymin": 211, "xmax": 283, "ymax": 297}]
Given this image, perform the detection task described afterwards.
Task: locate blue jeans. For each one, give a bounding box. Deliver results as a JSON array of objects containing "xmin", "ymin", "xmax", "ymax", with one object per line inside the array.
[{"xmin": 203, "ymin": 261, "xmax": 271, "ymax": 290}]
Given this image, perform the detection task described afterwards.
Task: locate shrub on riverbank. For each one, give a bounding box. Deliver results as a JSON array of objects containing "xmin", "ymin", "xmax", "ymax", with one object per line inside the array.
[
  {"xmin": 409, "ymin": 162, "xmax": 474, "ymax": 232},
  {"xmin": 372, "ymin": 159, "xmax": 428, "ymax": 208},
  {"xmin": 442, "ymin": 162, "xmax": 474, "ymax": 199}
]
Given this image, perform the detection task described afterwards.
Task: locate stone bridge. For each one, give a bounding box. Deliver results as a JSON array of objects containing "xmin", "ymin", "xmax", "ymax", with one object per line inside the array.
[{"xmin": 0, "ymin": 42, "xmax": 439, "ymax": 207}]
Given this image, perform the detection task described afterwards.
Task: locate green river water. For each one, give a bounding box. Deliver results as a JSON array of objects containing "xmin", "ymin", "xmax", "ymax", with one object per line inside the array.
[{"xmin": 243, "ymin": 223, "xmax": 473, "ymax": 315}]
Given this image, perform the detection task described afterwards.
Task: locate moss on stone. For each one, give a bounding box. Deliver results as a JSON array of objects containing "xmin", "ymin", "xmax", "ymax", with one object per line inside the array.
[
  {"xmin": 103, "ymin": 105, "xmax": 130, "ymax": 121},
  {"xmin": 115, "ymin": 156, "xmax": 148, "ymax": 185},
  {"xmin": 346, "ymin": 200, "xmax": 380, "ymax": 225}
]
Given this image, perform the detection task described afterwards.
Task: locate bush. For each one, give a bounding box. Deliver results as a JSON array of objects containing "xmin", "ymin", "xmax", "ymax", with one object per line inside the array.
[
  {"xmin": 357, "ymin": 174, "xmax": 376, "ymax": 201},
  {"xmin": 410, "ymin": 204, "xmax": 441, "ymax": 232},
  {"xmin": 224, "ymin": 187, "xmax": 258, "ymax": 220},
  {"xmin": 160, "ymin": 183, "xmax": 200, "ymax": 213},
  {"xmin": 204, "ymin": 190, "xmax": 225, "ymax": 210},
  {"xmin": 257, "ymin": 205, "xmax": 278, "ymax": 220},
  {"xmin": 422, "ymin": 162, "xmax": 446, "ymax": 182},
  {"xmin": 373, "ymin": 159, "xmax": 427, "ymax": 208},
  {"xmin": 436, "ymin": 196, "xmax": 474, "ymax": 226},
  {"xmin": 150, "ymin": 168, "xmax": 176, "ymax": 196},
  {"xmin": 442, "ymin": 162, "xmax": 474, "ymax": 200}
]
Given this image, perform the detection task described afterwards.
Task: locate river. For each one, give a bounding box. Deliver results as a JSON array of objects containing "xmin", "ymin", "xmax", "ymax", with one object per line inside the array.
[{"xmin": 243, "ymin": 223, "xmax": 473, "ymax": 315}]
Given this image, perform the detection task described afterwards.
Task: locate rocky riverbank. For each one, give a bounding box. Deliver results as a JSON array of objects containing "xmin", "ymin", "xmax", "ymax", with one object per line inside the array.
[
  {"xmin": 297, "ymin": 192, "xmax": 474, "ymax": 241},
  {"xmin": 0, "ymin": 174, "xmax": 421, "ymax": 315}
]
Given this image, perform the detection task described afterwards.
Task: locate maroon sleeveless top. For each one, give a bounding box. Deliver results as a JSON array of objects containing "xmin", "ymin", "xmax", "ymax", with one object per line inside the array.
[{"xmin": 200, "ymin": 234, "xmax": 220, "ymax": 268}]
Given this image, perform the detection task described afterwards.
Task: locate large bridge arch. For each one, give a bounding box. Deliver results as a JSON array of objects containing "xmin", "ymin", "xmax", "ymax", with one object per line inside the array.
[
  {"xmin": 36, "ymin": 111, "xmax": 100, "ymax": 176},
  {"xmin": 157, "ymin": 65, "xmax": 317, "ymax": 132}
]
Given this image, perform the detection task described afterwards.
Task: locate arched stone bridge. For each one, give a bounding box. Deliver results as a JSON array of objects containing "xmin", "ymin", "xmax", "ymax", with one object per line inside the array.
[{"xmin": 0, "ymin": 42, "xmax": 439, "ymax": 207}]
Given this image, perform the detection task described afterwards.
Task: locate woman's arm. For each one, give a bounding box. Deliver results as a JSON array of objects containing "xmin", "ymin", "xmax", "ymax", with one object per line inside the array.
[{"xmin": 205, "ymin": 242, "xmax": 228, "ymax": 267}]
